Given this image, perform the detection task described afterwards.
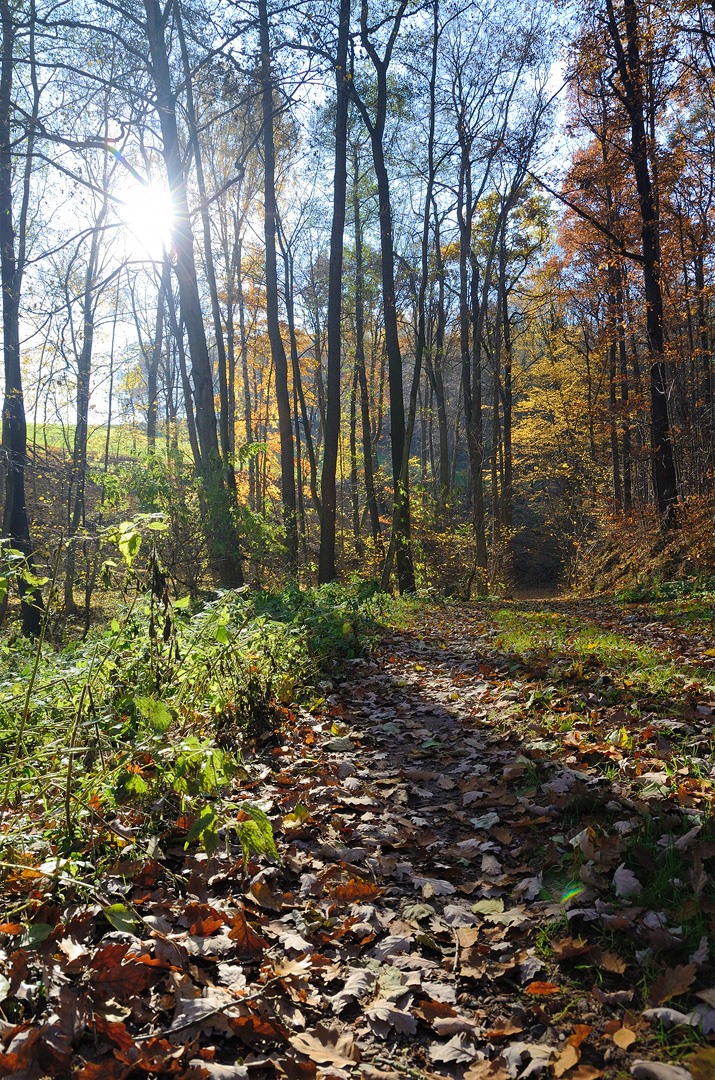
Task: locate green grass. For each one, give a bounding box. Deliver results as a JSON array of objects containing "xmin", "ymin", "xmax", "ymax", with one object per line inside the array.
[
  {"xmin": 487, "ymin": 606, "xmax": 710, "ymax": 696},
  {"xmin": 0, "ymin": 571, "xmax": 388, "ymax": 872},
  {"xmin": 29, "ymin": 422, "xmax": 195, "ymax": 461}
]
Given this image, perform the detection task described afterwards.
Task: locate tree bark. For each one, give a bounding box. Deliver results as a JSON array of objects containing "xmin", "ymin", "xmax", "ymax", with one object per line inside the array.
[
  {"xmin": 258, "ymin": 0, "xmax": 297, "ymax": 570},
  {"xmin": 605, "ymin": 0, "xmax": 678, "ymax": 525},
  {"xmin": 176, "ymin": 5, "xmax": 235, "ymax": 490},
  {"xmin": 352, "ymin": 147, "xmax": 381, "ymax": 544},
  {"xmin": 318, "ymin": 0, "xmax": 350, "ymax": 582},
  {"xmin": 0, "ymin": 0, "xmax": 42, "ymax": 635},
  {"xmin": 354, "ymin": 0, "xmax": 415, "ymax": 593},
  {"xmin": 144, "ymin": 0, "xmax": 243, "ymax": 584}
]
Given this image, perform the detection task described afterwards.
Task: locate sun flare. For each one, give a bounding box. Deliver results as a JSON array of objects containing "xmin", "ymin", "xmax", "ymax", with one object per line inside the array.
[{"xmin": 118, "ymin": 181, "xmax": 174, "ymax": 260}]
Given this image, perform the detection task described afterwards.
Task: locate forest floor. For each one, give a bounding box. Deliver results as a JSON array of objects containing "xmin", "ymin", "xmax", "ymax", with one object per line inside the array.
[{"xmin": 2, "ymin": 593, "xmax": 715, "ymax": 1080}]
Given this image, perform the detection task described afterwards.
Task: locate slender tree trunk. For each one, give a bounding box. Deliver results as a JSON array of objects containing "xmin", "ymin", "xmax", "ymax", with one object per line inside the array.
[
  {"xmin": 694, "ymin": 247, "xmax": 712, "ymax": 455},
  {"xmin": 431, "ymin": 200, "xmax": 449, "ymax": 498},
  {"xmin": 176, "ymin": 6, "xmax": 235, "ymax": 490},
  {"xmin": 236, "ymin": 235, "xmax": 255, "ymax": 506},
  {"xmin": 605, "ymin": 0, "xmax": 677, "ymax": 526},
  {"xmin": 65, "ymin": 209, "xmax": 109, "ymax": 615},
  {"xmin": 279, "ymin": 227, "xmax": 309, "ymax": 563},
  {"xmin": 166, "ymin": 267, "xmax": 202, "ymax": 472},
  {"xmin": 355, "ymin": 0, "xmax": 415, "ymax": 593},
  {"xmin": 609, "ymin": 336, "xmax": 622, "ymax": 508},
  {"xmin": 147, "ymin": 260, "xmax": 168, "ymax": 451},
  {"xmin": 353, "ymin": 149, "xmax": 381, "ymax": 544},
  {"xmin": 616, "ymin": 278, "xmax": 632, "ymax": 511},
  {"xmin": 0, "ymin": 0, "xmax": 42, "ymax": 634},
  {"xmin": 500, "ymin": 245, "xmax": 513, "ymax": 581},
  {"xmin": 144, "ymin": 0, "xmax": 243, "ymax": 585},
  {"xmin": 349, "ymin": 362, "xmax": 361, "ymax": 546},
  {"xmin": 258, "ymin": 0, "xmax": 297, "ymax": 570},
  {"xmin": 318, "ymin": 0, "xmax": 350, "ymax": 582}
]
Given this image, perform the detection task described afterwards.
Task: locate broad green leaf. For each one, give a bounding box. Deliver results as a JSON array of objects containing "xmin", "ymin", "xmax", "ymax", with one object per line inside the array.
[
  {"xmin": 134, "ymin": 695, "xmax": 172, "ymax": 733},
  {"xmin": 236, "ymin": 804, "xmax": 278, "ymax": 863},
  {"xmin": 104, "ymin": 904, "xmax": 138, "ymax": 935},
  {"xmin": 117, "ymin": 522, "xmax": 141, "ymax": 567},
  {"xmin": 111, "ymin": 618, "xmax": 120, "ymax": 633},
  {"xmin": 215, "ymin": 624, "xmax": 229, "ymax": 644},
  {"xmin": 174, "ymin": 596, "xmax": 190, "ymax": 609},
  {"xmin": 120, "ymin": 771, "xmax": 148, "ymax": 796},
  {"xmin": 185, "ymin": 804, "xmax": 219, "ymax": 856},
  {"xmin": 19, "ymin": 923, "xmax": 53, "ymax": 949},
  {"xmin": 21, "ymin": 571, "xmax": 49, "ymax": 588}
]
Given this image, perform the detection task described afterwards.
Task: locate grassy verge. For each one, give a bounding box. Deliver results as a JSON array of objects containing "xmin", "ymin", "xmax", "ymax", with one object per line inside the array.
[{"xmin": 0, "ymin": 578, "xmax": 387, "ymax": 879}]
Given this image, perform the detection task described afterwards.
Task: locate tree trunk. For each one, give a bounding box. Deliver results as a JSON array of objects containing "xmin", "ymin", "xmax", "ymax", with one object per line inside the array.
[
  {"xmin": 65, "ymin": 207, "xmax": 109, "ymax": 616},
  {"xmin": 318, "ymin": 0, "xmax": 350, "ymax": 582},
  {"xmin": 147, "ymin": 260, "xmax": 169, "ymax": 451},
  {"xmin": 605, "ymin": 0, "xmax": 677, "ymax": 526},
  {"xmin": 353, "ymin": 148, "xmax": 381, "ymax": 544},
  {"xmin": 355, "ymin": 0, "xmax": 415, "ymax": 593},
  {"xmin": 144, "ymin": 0, "xmax": 243, "ymax": 585},
  {"xmin": 258, "ymin": 0, "xmax": 297, "ymax": 570},
  {"xmin": 0, "ymin": 0, "xmax": 42, "ymax": 635},
  {"xmin": 176, "ymin": 6, "xmax": 235, "ymax": 490}
]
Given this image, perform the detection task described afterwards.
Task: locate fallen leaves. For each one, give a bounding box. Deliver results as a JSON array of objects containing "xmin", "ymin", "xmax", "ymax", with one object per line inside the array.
[
  {"xmin": 289, "ymin": 1024, "xmax": 360, "ymax": 1068},
  {"xmin": 3, "ymin": 599, "xmax": 715, "ymax": 1078},
  {"xmin": 525, "ymin": 982, "xmax": 561, "ymax": 996},
  {"xmin": 648, "ymin": 965, "xmax": 698, "ymax": 1006}
]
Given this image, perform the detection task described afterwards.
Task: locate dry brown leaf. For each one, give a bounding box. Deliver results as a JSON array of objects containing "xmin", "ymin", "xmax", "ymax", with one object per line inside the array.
[
  {"xmin": 526, "ymin": 981, "xmax": 561, "ymax": 995},
  {"xmin": 366, "ymin": 999, "xmax": 418, "ymax": 1037},
  {"xmin": 460, "ymin": 955, "xmax": 488, "ymax": 979},
  {"xmin": 487, "ymin": 1016, "xmax": 525, "ymax": 1041},
  {"xmin": 93, "ymin": 1017, "xmax": 135, "ymax": 1052},
  {"xmin": 229, "ymin": 1013, "xmax": 289, "ymax": 1046},
  {"xmin": 568, "ymin": 1068, "xmax": 602, "ymax": 1080},
  {"xmin": 568, "ymin": 1026, "xmax": 593, "ymax": 1048},
  {"xmin": 647, "ymin": 964, "xmax": 697, "ymax": 1006},
  {"xmin": 592, "ymin": 986, "xmax": 633, "ymax": 1006},
  {"xmin": 553, "ymin": 1043, "xmax": 580, "ymax": 1077},
  {"xmin": 689, "ymin": 1047, "xmax": 715, "ymax": 1080},
  {"xmin": 227, "ymin": 908, "xmax": 267, "ymax": 957},
  {"xmin": 414, "ymin": 999, "xmax": 458, "ymax": 1022},
  {"xmin": 89, "ymin": 948, "xmax": 164, "ymax": 1000},
  {"xmin": 464, "ymin": 1057, "xmax": 510, "ymax": 1080},
  {"xmin": 613, "ymin": 1028, "xmax": 637, "ymax": 1049},
  {"xmin": 273, "ymin": 1052, "xmax": 317, "ymax": 1080},
  {"xmin": 591, "ymin": 948, "xmax": 626, "ymax": 974},
  {"xmin": 248, "ymin": 881, "xmax": 284, "ymax": 911},
  {"xmin": 432, "ymin": 1016, "xmax": 479, "ymax": 1036},
  {"xmin": 330, "ymin": 878, "xmax": 383, "ymax": 903},
  {"xmin": 289, "ymin": 1024, "xmax": 360, "ymax": 1069},
  {"xmin": 552, "ymin": 938, "xmax": 592, "ymax": 961}
]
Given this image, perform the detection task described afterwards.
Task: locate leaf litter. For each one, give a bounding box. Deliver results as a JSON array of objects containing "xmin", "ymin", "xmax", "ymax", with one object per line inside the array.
[{"xmin": 0, "ymin": 597, "xmax": 714, "ymax": 1078}]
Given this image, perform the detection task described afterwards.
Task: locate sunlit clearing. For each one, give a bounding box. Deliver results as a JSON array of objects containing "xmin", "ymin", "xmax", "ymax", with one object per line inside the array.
[{"xmin": 119, "ymin": 181, "xmax": 174, "ymax": 260}]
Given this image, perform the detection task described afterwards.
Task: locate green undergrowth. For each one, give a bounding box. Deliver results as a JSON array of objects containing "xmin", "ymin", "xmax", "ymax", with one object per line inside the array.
[
  {"xmin": 0, "ymin": 571, "xmax": 387, "ymax": 876},
  {"xmin": 487, "ymin": 605, "xmax": 711, "ymax": 697},
  {"xmin": 616, "ymin": 575, "xmax": 715, "ymax": 633}
]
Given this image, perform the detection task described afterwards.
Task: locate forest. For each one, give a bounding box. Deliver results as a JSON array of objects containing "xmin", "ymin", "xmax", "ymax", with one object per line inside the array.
[{"xmin": 1, "ymin": 1, "xmax": 715, "ymax": 1078}]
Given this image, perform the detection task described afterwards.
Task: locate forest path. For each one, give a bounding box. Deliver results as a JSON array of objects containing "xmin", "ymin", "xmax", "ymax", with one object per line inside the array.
[{"xmin": 4, "ymin": 599, "xmax": 715, "ymax": 1079}]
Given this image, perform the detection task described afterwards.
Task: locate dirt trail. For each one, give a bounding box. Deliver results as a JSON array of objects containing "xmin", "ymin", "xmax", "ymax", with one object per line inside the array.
[{"xmin": 2, "ymin": 603, "xmax": 713, "ymax": 1079}]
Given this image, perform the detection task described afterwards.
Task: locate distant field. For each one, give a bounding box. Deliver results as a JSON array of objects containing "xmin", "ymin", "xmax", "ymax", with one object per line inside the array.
[{"xmin": 28, "ymin": 423, "xmax": 194, "ymax": 461}]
